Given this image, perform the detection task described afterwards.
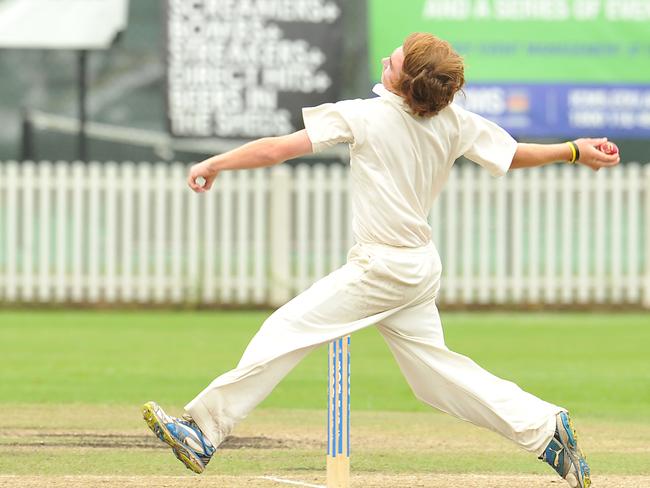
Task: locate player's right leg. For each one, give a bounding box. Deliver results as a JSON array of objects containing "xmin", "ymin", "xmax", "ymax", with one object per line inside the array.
[
  {"xmin": 142, "ymin": 401, "xmax": 215, "ymax": 474},
  {"xmin": 182, "ymin": 245, "xmax": 415, "ymax": 449}
]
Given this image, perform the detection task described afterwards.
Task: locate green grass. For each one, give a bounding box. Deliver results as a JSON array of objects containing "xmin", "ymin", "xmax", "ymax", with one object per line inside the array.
[
  {"xmin": 1, "ymin": 311, "xmax": 649, "ymax": 480},
  {"xmin": 0, "ymin": 311, "xmax": 648, "ymax": 420}
]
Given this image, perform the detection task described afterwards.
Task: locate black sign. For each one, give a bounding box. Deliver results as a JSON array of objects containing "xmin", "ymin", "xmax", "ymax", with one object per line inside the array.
[{"xmin": 166, "ymin": 0, "xmax": 344, "ymax": 139}]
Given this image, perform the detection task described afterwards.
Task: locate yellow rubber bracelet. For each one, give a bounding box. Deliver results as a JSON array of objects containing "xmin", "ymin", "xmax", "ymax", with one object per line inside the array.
[{"xmin": 566, "ymin": 141, "xmax": 577, "ymax": 164}]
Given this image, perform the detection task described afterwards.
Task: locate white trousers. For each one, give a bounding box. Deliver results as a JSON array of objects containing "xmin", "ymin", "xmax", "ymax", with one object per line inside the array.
[{"xmin": 186, "ymin": 242, "xmax": 561, "ymax": 455}]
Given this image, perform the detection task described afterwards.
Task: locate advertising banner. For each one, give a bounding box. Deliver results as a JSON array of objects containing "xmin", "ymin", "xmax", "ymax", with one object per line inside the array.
[
  {"xmin": 369, "ymin": 0, "xmax": 650, "ymax": 137},
  {"xmin": 167, "ymin": 0, "xmax": 343, "ymax": 139}
]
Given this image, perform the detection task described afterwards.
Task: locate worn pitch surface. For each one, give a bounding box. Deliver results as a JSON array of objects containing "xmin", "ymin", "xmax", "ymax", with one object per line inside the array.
[{"xmin": 1, "ymin": 406, "xmax": 648, "ymax": 487}]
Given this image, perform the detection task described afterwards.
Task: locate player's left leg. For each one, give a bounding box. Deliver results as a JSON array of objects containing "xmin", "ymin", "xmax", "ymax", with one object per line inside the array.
[{"xmin": 376, "ymin": 300, "xmax": 590, "ymax": 488}]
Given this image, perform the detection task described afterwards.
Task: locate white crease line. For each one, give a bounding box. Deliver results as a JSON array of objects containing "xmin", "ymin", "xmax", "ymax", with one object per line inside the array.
[{"xmin": 257, "ymin": 475, "xmax": 326, "ymax": 488}]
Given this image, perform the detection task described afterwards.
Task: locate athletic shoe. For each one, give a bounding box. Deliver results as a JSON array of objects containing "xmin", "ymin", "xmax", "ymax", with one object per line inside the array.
[
  {"xmin": 540, "ymin": 411, "xmax": 591, "ymax": 488},
  {"xmin": 142, "ymin": 401, "xmax": 215, "ymax": 474}
]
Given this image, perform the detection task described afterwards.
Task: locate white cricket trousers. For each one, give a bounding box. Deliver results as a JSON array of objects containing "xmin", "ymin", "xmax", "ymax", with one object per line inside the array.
[{"xmin": 186, "ymin": 242, "xmax": 562, "ymax": 455}]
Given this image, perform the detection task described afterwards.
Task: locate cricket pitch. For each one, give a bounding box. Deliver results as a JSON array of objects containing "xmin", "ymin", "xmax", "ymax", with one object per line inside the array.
[{"xmin": 1, "ymin": 405, "xmax": 649, "ymax": 487}]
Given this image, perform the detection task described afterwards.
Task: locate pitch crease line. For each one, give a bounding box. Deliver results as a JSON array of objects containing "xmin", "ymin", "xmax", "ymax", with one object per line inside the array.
[{"xmin": 257, "ymin": 475, "xmax": 325, "ymax": 488}]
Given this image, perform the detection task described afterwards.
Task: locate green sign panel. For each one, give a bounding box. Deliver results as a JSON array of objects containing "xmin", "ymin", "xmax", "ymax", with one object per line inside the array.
[{"xmin": 369, "ymin": 0, "xmax": 650, "ymax": 83}]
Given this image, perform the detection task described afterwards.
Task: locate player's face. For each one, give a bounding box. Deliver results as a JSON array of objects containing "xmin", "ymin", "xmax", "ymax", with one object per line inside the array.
[{"xmin": 381, "ymin": 46, "xmax": 404, "ymax": 92}]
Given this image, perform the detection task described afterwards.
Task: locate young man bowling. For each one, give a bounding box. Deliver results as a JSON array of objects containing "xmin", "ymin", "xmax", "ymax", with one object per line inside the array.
[{"xmin": 144, "ymin": 33, "xmax": 619, "ymax": 488}]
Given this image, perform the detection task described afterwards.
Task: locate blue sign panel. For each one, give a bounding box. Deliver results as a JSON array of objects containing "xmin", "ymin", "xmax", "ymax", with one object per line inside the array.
[{"xmin": 457, "ymin": 84, "xmax": 650, "ymax": 138}]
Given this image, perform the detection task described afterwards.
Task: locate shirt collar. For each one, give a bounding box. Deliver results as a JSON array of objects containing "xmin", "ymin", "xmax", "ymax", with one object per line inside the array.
[{"xmin": 372, "ymin": 83, "xmax": 409, "ymax": 111}]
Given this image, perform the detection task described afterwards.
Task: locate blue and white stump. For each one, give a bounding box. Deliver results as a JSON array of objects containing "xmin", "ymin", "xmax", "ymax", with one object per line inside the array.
[{"xmin": 327, "ymin": 336, "xmax": 350, "ymax": 488}]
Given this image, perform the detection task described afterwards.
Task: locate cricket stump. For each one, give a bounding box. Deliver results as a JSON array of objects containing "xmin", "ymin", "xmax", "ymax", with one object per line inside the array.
[{"xmin": 327, "ymin": 336, "xmax": 350, "ymax": 488}]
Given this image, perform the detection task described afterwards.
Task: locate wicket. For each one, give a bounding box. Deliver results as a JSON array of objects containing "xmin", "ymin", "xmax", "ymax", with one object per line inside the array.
[{"xmin": 327, "ymin": 336, "xmax": 351, "ymax": 488}]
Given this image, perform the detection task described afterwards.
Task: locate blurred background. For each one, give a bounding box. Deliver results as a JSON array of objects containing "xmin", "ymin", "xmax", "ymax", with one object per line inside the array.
[{"xmin": 0, "ymin": 0, "xmax": 648, "ymax": 309}]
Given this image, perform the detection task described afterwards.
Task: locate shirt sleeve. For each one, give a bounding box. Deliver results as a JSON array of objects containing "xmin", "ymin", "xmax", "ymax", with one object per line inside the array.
[
  {"xmin": 302, "ymin": 100, "xmax": 362, "ymax": 153},
  {"xmin": 453, "ymin": 104, "xmax": 518, "ymax": 177}
]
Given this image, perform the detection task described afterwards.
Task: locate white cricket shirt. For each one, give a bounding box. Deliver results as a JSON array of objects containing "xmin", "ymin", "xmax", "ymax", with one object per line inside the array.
[{"xmin": 302, "ymin": 83, "xmax": 518, "ymax": 248}]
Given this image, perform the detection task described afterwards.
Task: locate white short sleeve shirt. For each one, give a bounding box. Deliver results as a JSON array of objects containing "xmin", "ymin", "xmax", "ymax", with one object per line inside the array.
[{"xmin": 302, "ymin": 84, "xmax": 518, "ymax": 248}]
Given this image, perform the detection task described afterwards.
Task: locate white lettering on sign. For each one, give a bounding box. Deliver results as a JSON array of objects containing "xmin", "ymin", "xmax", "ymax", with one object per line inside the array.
[
  {"xmin": 457, "ymin": 88, "xmax": 507, "ymax": 115},
  {"xmin": 423, "ymin": 0, "xmax": 572, "ymax": 20},
  {"xmin": 637, "ymin": 112, "xmax": 650, "ymax": 128},
  {"xmin": 605, "ymin": 0, "xmax": 650, "ymax": 20},
  {"xmin": 573, "ymin": 0, "xmax": 601, "ymax": 20},
  {"xmin": 422, "ymin": 0, "xmax": 471, "ymax": 19},
  {"xmin": 167, "ymin": 0, "xmax": 341, "ymax": 138},
  {"xmin": 568, "ymin": 87, "xmax": 650, "ymax": 130},
  {"xmin": 494, "ymin": 0, "xmax": 570, "ymax": 20},
  {"xmin": 423, "ymin": 0, "xmax": 650, "ymax": 21}
]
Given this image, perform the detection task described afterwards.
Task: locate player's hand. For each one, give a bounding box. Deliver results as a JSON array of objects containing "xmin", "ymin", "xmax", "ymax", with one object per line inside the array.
[
  {"xmin": 187, "ymin": 159, "xmax": 219, "ymax": 193},
  {"xmin": 575, "ymin": 138, "xmax": 620, "ymax": 171}
]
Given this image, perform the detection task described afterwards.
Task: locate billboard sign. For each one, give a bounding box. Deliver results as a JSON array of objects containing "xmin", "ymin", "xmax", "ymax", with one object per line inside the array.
[
  {"xmin": 167, "ymin": 0, "xmax": 343, "ymax": 139},
  {"xmin": 369, "ymin": 0, "xmax": 650, "ymax": 138}
]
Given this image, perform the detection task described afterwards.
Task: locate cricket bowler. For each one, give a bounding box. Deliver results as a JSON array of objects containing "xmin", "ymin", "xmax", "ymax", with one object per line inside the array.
[{"xmin": 143, "ymin": 33, "xmax": 620, "ymax": 488}]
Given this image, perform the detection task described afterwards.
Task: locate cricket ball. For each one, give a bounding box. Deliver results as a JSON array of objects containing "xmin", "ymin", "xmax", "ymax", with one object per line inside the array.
[{"xmin": 598, "ymin": 142, "xmax": 619, "ymax": 155}]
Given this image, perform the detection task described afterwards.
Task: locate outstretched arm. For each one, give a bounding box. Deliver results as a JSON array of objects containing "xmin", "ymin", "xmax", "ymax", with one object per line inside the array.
[
  {"xmin": 510, "ymin": 138, "xmax": 620, "ymax": 171},
  {"xmin": 187, "ymin": 130, "xmax": 313, "ymax": 193}
]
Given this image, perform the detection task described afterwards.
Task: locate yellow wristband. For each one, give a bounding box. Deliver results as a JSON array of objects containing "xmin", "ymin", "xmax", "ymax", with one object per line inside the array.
[{"xmin": 566, "ymin": 141, "xmax": 577, "ymax": 164}]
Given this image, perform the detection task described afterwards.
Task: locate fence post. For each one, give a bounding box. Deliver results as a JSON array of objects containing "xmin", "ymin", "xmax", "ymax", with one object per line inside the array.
[
  {"xmin": 38, "ymin": 161, "xmax": 53, "ymax": 303},
  {"xmin": 269, "ymin": 165, "xmax": 292, "ymax": 307},
  {"xmin": 626, "ymin": 164, "xmax": 640, "ymax": 305},
  {"xmin": 5, "ymin": 162, "xmax": 18, "ymax": 302},
  {"xmin": 22, "ymin": 162, "xmax": 35, "ymax": 302}
]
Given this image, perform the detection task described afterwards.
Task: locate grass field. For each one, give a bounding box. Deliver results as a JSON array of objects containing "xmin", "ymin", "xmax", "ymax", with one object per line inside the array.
[{"xmin": 0, "ymin": 311, "xmax": 649, "ymax": 487}]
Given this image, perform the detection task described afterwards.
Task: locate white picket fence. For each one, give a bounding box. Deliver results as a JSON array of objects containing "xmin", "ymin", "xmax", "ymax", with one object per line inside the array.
[{"xmin": 0, "ymin": 161, "xmax": 649, "ymax": 308}]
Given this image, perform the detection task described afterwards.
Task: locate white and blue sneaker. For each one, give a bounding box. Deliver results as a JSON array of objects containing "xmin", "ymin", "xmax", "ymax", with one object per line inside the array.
[
  {"xmin": 142, "ymin": 401, "xmax": 215, "ymax": 474},
  {"xmin": 540, "ymin": 412, "xmax": 591, "ymax": 488}
]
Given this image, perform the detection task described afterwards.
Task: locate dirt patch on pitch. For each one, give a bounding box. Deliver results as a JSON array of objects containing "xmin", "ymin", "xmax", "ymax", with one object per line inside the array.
[
  {"xmin": 1, "ymin": 474, "xmax": 649, "ymax": 488},
  {"xmin": 2, "ymin": 430, "xmax": 300, "ymax": 450}
]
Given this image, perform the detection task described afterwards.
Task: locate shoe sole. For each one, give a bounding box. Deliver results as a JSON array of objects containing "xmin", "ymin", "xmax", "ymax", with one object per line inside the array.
[
  {"xmin": 142, "ymin": 401, "xmax": 205, "ymax": 474},
  {"xmin": 559, "ymin": 413, "xmax": 591, "ymax": 488}
]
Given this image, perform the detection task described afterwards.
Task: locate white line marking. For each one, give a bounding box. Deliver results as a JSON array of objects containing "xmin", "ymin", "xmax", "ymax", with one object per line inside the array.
[{"xmin": 257, "ymin": 475, "xmax": 326, "ymax": 488}]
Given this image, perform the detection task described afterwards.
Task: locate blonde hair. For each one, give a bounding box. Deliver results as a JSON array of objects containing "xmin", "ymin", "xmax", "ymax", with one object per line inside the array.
[{"xmin": 396, "ymin": 33, "xmax": 465, "ymax": 117}]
